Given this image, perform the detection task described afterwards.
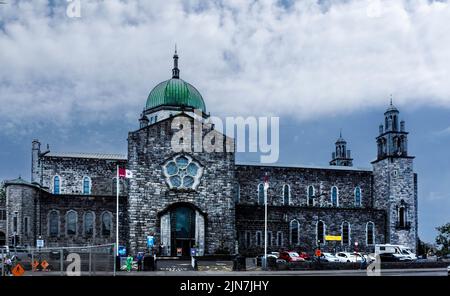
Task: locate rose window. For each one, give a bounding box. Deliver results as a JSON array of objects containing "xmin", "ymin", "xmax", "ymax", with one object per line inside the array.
[{"xmin": 163, "ymin": 154, "xmax": 203, "ymax": 190}]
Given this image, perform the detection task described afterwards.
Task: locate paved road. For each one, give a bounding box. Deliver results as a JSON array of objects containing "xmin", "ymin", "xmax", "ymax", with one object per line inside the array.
[{"xmin": 20, "ymin": 268, "xmax": 447, "ymax": 276}]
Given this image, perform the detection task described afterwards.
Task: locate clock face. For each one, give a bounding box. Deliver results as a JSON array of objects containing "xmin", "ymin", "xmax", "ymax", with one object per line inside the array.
[{"xmin": 162, "ymin": 154, "xmax": 203, "ymax": 190}]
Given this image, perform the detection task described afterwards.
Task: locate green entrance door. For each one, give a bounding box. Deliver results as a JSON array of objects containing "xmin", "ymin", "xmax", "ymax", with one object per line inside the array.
[{"xmin": 171, "ymin": 206, "xmax": 195, "ymax": 256}]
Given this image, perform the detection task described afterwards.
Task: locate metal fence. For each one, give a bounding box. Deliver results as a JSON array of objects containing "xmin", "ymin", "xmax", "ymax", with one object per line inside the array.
[{"xmin": 1, "ymin": 244, "xmax": 116, "ymax": 276}]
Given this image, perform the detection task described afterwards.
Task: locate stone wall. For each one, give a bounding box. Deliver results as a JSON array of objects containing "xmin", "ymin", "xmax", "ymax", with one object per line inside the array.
[
  {"xmin": 372, "ymin": 157, "xmax": 417, "ymax": 251},
  {"xmin": 38, "ymin": 193, "xmax": 128, "ymax": 247},
  {"xmin": 5, "ymin": 183, "xmax": 38, "ymax": 247},
  {"xmin": 236, "ymin": 164, "xmax": 373, "ymax": 208},
  {"xmin": 236, "ymin": 204, "xmax": 386, "ymax": 255},
  {"xmin": 127, "ymin": 114, "xmax": 236, "ymax": 255},
  {"xmin": 38, "ymin": 156, "xmax": 127, "ymax": 196}
]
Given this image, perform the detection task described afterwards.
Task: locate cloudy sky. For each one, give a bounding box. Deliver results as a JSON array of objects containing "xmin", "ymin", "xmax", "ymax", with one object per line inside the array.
[{"xmin": 0, "ymin": 0, "xmax": 449, "ymax": 243}]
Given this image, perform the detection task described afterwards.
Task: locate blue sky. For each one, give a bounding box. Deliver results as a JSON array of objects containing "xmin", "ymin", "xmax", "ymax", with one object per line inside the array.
[{"xmin": 0, "ymin": 0, "xmax": 449, "ymax": 243}]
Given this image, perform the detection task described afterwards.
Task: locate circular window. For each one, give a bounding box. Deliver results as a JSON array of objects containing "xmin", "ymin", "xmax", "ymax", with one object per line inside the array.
[{"xmin": 163, "ymin": 154, "xmax": 203, "ymax": 190}]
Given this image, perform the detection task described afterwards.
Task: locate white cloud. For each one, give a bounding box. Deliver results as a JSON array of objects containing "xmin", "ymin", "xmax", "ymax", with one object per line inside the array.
[{"xmin": 0, "ymin": 0, "xmax": 449, "ymax": 133}]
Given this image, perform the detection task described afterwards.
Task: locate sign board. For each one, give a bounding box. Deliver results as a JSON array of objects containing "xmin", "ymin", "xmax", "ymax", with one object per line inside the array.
[
  {"xmin": 36, "ymin": 239, "xmax": 44, "ymax": 248},
  {"xmin": 315, "ymin": 249, "xmax": 322, "ymax": 257},
  {"xmin": 32, "ymin": 260, "xmax": 40, "ymax": 271},
  {"xmin": 245, "ymin": 258, "xmax": 257, "ymax": 271},
  {"xmin": 190, "ymin": 248, "xmax": 197, "ymax": 256},
  {"xmin": 176, "ymin": 248, "xmax": 183, "ymax": 256},
  {"xmin": 147, "ymin": 236, "xmax": 155, "ymax": 248},
  {"xmin": 40, "ymin": 260, "xmax": 49, "ymax": 270},
  {"xmin": 118, "ymin": 246, "xmax": 127, "ymax": 257},
  {"xmin": 12, "ymin": 264, "xmax": 25, "ymax": 276},
  {"xmin": 325, "ymin": 235, "xmax": 342, "ymax": 241}
]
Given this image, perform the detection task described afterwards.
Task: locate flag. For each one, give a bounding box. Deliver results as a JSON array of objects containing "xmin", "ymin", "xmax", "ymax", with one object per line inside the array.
[
  {"xmin": 263, "ymin": 173, "xmax": 269, "ymax": 190},
  {"xmin": 118, "ymin": 167, "xmax": 133, "ymax": 178}
]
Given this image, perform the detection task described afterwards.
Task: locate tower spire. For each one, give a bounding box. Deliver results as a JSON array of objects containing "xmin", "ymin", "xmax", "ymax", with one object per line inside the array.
[
  {"xmin": 390, "ymin": 94, "xmax": 393, "ymax": 106},
  {"xmin": 172, "ymin": 45, "xmax": 180, "ymax": 79}
]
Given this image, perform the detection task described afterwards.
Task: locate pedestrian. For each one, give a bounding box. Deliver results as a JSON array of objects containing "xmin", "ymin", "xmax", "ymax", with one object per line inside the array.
[
  {"xmin": 5, "ymin": 256, "xmax": 12, "ymax": 276},
  {"xmin": 126, "ymin": 254, "xmax": 133, "ymax": 272},
  {"xmin": 136, "ymin": 252, "xmax": 144, "ymax": 271}
]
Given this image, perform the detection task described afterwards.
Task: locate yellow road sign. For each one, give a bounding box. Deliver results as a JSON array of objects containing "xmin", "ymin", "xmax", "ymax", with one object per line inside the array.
[{"xmin": 325, "ymin": 235, "xmax": 342, "ymax": 241}]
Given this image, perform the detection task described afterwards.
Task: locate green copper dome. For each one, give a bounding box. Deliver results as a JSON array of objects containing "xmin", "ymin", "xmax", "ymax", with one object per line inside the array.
[
  {"xmin": 145, "ymin": 50, "xmax": 206, "ymax": 113},
  {"xmin": 146, "ymin": 78, "xmax": 206, "ymax": 113}
]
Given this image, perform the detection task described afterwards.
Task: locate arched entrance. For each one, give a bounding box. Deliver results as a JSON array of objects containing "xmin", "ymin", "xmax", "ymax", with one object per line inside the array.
[
  {"xmin": 160, "ymin": 203, "xmax": 205, "ymax": 256},
  {"xmin": 0, "ymin": 231, "xmax": 5, "ymax": 246},
  {"xmin": 171, "ymin": 206, "xmax": 195, "ymax": 256}
]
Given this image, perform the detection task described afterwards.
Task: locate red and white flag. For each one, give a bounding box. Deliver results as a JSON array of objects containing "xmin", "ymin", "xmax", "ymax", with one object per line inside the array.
[
  {"xmin": 263, "ymin": 174, "xmax": 269, "ymax": 190},
  {"xmin": 118, "ymin": 167, "xmax": 133, "ymax": 178}
]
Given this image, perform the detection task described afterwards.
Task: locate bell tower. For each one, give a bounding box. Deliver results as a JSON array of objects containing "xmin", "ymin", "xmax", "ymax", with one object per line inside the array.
[
  {"xmin": 330, "ymin": 130, "xmax": 353, "ymax": 167},
  {"xmin": 372, "ymin": 99, "xmax": 418, "ymax": 251}
]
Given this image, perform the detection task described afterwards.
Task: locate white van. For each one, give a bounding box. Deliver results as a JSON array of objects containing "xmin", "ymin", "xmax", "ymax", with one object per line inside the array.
[{"xmin": 375, "ymin": 244, "xmax": 416, "ymax": 260}]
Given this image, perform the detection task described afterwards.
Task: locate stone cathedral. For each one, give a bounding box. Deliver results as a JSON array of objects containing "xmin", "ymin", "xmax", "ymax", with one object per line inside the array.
[{"xmin": 0, "ymin": 52, "xmax": 418, "ymax": 256}]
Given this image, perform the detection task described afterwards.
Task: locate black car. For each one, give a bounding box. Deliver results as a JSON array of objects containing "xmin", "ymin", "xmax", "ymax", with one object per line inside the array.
[{"xmin": 379, "ymin": 253, "xmax": 404, "ymax": 262}]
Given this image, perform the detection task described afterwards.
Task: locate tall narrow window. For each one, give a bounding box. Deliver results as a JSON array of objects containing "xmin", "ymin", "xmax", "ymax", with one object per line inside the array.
[
  {"xmin": 235, "ymin": 183, "xmax": 240, "ymax": 203},
  {"xmin": 256, "ymin": 231, "xmax": 262, "ymax": 247},
  {"xmin": 355, "ymin": 187, "xmax": 362, "ymax": 207},
  {"xmin": 331, "ymin": 186, "xmax": 338, "ymax": 207},
  {"xmin": 366, "ymin": 222, "xmax": 375, "ymax": 245},
  {"xmin": 49, "ymin": 210, "xmax": 59, "ymax": 237},
  {"xmin": 24, "ymin": 217, "xmax": 29, "ymax": 235},
  {"xmin": 84, "ymin": 212, "xmax": 94, "ymax": 237},
  {"xmin": 342, "ymin": 222, "xmax": 350, "ymax": 245},
  {"xmin": 399, "ymin": 207, "xmax": 406, "ymax": 228},
  {"xmin": 102, "ymin": 212, "xmax": 112, "ymax": 236},
  {"xmin": 276, "ymin": 231, "xmax": 283, "ymax": 247},
  {"xmin": 66, "ymin": 211, "xmax": 77, "ymax": 236},
  {"xmin": 308, "ymin": 186, "xmax": 315, "ymax": 206},
  {"xmin": 245, "ymin": 231, "xmax": 251, "ymax": 248},
  {"xmin": 258, "ymin": 183, "xmax": 265, "ymax": 205},
  {"xmin": 267, "ymin": 231, "xmax": 272, "ymax": 246},
  {"xmin": 283, "ymin": 184, "xmax": 290, "ymax": 206},
  {"xmin": 290, "ymin": 220, "xmax": 300, "ymax": 245},
  {"xmin": 54, "ymin": 176, "xmax": 60, "ymax": 195},
  {"xmin": 83, "ymin": 177, "xmax": 91, "ymax": 195},
  {"xmin": 13, "ymin": 213, "xmax": 18, "ymax": 232},
  {"xmin": 317, "ymin": 221, "xmax": 325, "ymax": 244}
]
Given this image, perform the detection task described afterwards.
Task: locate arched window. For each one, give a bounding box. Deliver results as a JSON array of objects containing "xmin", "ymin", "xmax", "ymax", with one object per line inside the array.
[
  {"xmin": 66, "ymin": 211, "xmax": 77, "ymax": 236},
  {"xmin": 276, "ymin": 231, "xmax": 283, "ymax": 247},
  {"xmin": 235, "ymin": 183, "xmax": 240, "ymax": 203},
  {"xmin": 49, "ymin": 210, "xmax": 59, "ymax": 237},
  {"xmin": 283, "ymin": 184, "xmax": 290, "ymax": 206},
  {"xmin": 84, "ymin": 212, "xmax": 95, "ymax": 237},
  {"xmin": 101, "ymin": 212, "xmax": 112, "ymax": 237},
  {"xmin": 342, "ymin": 222, "xmax": 350, "ymax": 245},
  {"xmin": 83, "ymin": 177, "xmax": 91, "ymax": 195},
  {"xmin": 354, "ymin": 187, "xmax": 362, "ymax": 207},
  {"xmin": 290, "ymin": 220, "xmax": 300, "ymax": 245},
  {"xmin": 317, "ymin": 221, "xmax": 325, "ymax": 245},
  {"xmin": 53, "ymin": 176, "xmax": 60, "ymax": 195},
  {"xmin": 307, "ymin": 186, "xmax": 315, "ymax": 206},
  {"xmin": 258, "ymin": 183, "xmax": 265, "ymax": 205},
  {"xmin": 331, "ymin": 186, "xmax": 339, "ymax": 207},
  {"xmin": 256, "ymin": 231, "xmax": 262, "ymax": 247},
  {"xmin": 366, "ymin": 222, "xmax": 375, "ymax": 245}
]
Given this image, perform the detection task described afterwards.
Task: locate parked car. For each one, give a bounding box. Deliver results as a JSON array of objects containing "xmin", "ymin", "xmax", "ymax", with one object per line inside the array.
[
  {"xmin": 256, "ymin": 253, "xmax": 279, "ymax": 266},
  {"xmin": 319, "ymin": 252, "xmax": 339, "ymax": 262},
  {"xmin": 299, "ymin": 252, "xmax": 311, "ymax": 261},
  {"xmin": 279, "ymin": 251, "xmax": 305, "ymax": 262},
  {"xmin": 375, "ymin": 244, "xmax": 416, "ymax": 261},
  {"xmin": 447, "ymin": 265, "xmax": 450, "ymax": 276},
  {"xmin": 438, "ymin": 254, "xmax": 450, "ymax": 262},
  {"xmin": 378, "ymin": 253, "xmax": 412, "ymax": 262},
  {"xmin": 335, "ymin": 252, "xmax": 361, "ymax": 263}
]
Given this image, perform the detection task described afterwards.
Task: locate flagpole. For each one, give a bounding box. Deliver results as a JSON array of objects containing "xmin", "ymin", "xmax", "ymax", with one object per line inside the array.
[
  {"xmin": 264, "ymin": 185, "xmax": 268, "ymax": 271},
  {"xmin": 116, "ymin": 165, "xmax": 119, "ymax": 256}
]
